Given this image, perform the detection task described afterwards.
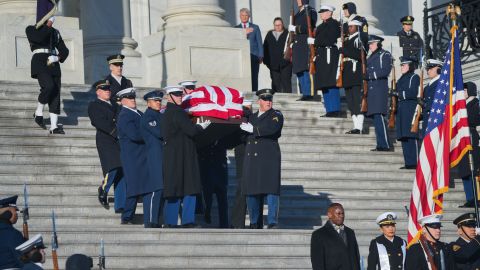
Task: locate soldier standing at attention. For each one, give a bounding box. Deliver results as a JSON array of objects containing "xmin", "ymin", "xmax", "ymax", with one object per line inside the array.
[
  {"xmin": 26, "ymin": 0, "xmax": 69, "ymax": 134},
  {"xmin": 105, "ymin": 54, "xmax": 133, "ymax": 111},
  {"xmin": 450, "ymin": 213, "xmax": 480, "ymax": 268},
  {"xmin": 397, "ymin": 16, "xmax": 424, "ymax": 66},
  {"xmin": 240, "ymin": 89, "xmax": 284, "ymax": 229},
  {"xmin": 88, "ymin": 80, "xmax": 126, "ymax": 213},
  {"xmin": 0, "ymin": 195, "xmax": 25, "ymax": 269},
  {"xmin": 421, "ymin": 59, "xmax": 443, "ymax": 137}
]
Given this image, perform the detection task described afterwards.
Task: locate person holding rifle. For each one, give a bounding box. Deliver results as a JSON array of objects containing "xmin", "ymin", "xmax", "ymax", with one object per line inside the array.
[
  {"xmin": 310, "ymin": 5, "xmax": 342, "ymax": 117},
  {"xmin": 0, "ymin": 195, "xmax": 26, "ymax": 269},
  {"xmin": 365, "ymin": 35, "xmax": 392, "ymax": 152},
  {"xmin": 288, "ymin": 0, "xmax": 317, "ymax": 101},
  {"xmin": 450, "ymin": 213, "xmax": 480, "ymax": 268},
  {"xmin": 342, "ymin": 2, "xmax": 368, "ymax": 40},
  {"xmin": 421, "ymin": 59, "xmax": 443, "ymax": 137},
  {"xmin": 342, "ymin": 19, "xmax": 364, "ymax": 134},
  {"xmin": 395, "ymin": 56, "xmax": 420, "ymax": 169}
]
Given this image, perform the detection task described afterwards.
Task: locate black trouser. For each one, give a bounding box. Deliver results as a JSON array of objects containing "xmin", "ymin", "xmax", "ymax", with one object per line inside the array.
[
  {"xmin": 37, "ymin": 73, "xmax": 61, "ymax": 114},
  {"xmin": 270, "ymin": 65, "xmax": 292, "ymax": 93},
  {"xmin": 250, "ymin": 54, "xmax": 260, "ymax": 92},
  {"xmin": 345, "ymin": 85, "xmax": 362, "ymax": 115}
]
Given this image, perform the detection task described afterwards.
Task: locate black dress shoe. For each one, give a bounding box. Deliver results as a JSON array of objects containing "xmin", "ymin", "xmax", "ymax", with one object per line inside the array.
[
  {"xmin": 267, "ymin": 223, "xmax": 278, "ymax": 229},
  {"xmin": 33, "ymin": 114, "xmax": 47, "ymax": 130},
  {"xmin": 459, "ymin": 200, "xmax": 475, "ymax": 208},
  {"xmin": 320, "ymin": 112, "xmax": 333, "ymax": 117},
  {"xmin": 400, "ymin": 165, "xmax": 417, "ymax": 170},
  {"xmin": 162, "ymin": 224, "xmax": 179, "ymax": 228},
  {"xmin": 144, "ymin": 222, "xmax": 162, "ymax": 228},
  {"xmin": 49, "ymin": 127, "xmax": 65, "ymax": 135},
  {"xmin": 121, "ymin": 220, "xmax": 134, "ymax": 225},
  {"xmin": 371, "ymin": 147, "xmax": 392, "ymax": 152},
  {"xmin": 97, "ymin": 186, "xmax": 109, "ymax": 209},
  {"xmin": 329, "ymin": 111, "xmax": 342, "ymax": 118},
  {"xmin": 345, "ymin": 129, "xmax": 361, "ymax": 134},
  {"xmin": 249, "ymin": 223, "xmax": 261, "ymax": 229}
]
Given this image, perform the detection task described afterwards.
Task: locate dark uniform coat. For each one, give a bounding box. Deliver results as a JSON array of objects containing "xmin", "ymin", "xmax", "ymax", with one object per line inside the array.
[
  {"xmin": 405, "ymin": 241, "xmax": 456, "ymax": 270},
  {"xmin": 162, "ymin": 102, "xmax": 203, "ymax": 198},
  {"xmin": 25, "ymin": 25, "xmax": 69, "ymax": 78},
  {"xmin": 366, "ymin": 48, "xmax": 392, "ymax": 116},
  {"xmin": 292, "ymin": 6, "xmax": 317, "ymax": 74},
  {"xmin": 22, "ymin": 263, "xmax": 43, "ymax": 270},
  {"xmin": 105, "ymin": 74, "xmax": 133, "ymax": 111},
  {"xmin": 140, "ymin": 107, "xmax": 164, "ymax": 191},
  {"xmin": 397, "ymin": 30, "xmax": 424, "ymax": 63},
  {"xmin": 263, "ymin": 30, "xmax": 290, "ymax": 71},
  {"xmin": 422, "ymin": 76, "xmax": 440, "ymax": 130},
  {"xmin": 395, "ymin": 72, "xmax": 420, "ymax": 140},
  {"xmin": 367, "ymin": 235, "xmax": 406, "ymax": 270},
  {"xmin": 456, "ymin": 97, "xmax": 480, "ymax": 178},
  {"xmin": 342, "ymin": 32, "xmax": 362, "ymax": 88},
  {"xmin": 310, "ymin": 221, "xmax": 361, "ymax": 270},
  {"xmin": 88, "ymin": 99, "xmax": 122, "ymax": 176},
  {"xmin": 117, "ymin": 107, "xmax": 149, "ymax": 197},
  {"xmin": 450, "ymin": 236, "xmax": 480, "ymax": 269},
  {"xmin": 0, "ymin": 221, "xmax": 24, "ymax": 269},
  {"xmin": 241, "ymin": 108, "xmax": 283, "ymax": 195},
  {"xmin": 314, "ymin": 17, "xmax": 341, "ymax": 90}
]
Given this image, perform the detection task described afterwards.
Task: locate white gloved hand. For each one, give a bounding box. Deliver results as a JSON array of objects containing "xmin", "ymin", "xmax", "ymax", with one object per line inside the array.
[
  {"xmin": 240, "ymin": 122, "xmax": 254, "ymax": 133},
  {"xmin": 288, "ymin": 24, "xmax": 296, "ymax": 32},
  {"xmin": 48, "ymin": 55, "xmax": 59, "ymax": 63},
  {"xmin": 476, "ymin": 227, "xmax": 480, "ymax": 235},
  {"xmin": 196, "ymin": 118, "xmax": 211, "ymax": 130},
  {"xmin": 307, "ymin": 37, "xmax": 315, "ymax": 45}
]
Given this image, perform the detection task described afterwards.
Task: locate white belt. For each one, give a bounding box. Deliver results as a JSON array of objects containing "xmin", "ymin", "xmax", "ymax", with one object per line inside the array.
[{"xmin": 33, "ymin": 48, "xmax": 55, "ymax": 54}]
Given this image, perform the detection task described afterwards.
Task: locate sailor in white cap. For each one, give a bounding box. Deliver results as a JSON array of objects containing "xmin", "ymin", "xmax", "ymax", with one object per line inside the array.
[
  {"xmin": 405, "ymin": 214, "xmax": 456, "ymax": 269},
  {"xmin": 16, "ymin": 234, "xmax": 46, "ymax": 269},
  {"xmin": 367, "ymin": 212, "xmax": 406, "ymax": 270},
  {"xmin": 178, "ymin": 80, "xmax": 197, "ymax": 95}
]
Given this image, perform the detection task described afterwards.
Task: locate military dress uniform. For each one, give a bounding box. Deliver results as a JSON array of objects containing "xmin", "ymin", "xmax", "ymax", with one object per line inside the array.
[
  {"xmin": 421, "ymin": 59, "xmax": 443, "ymax": 137},
  {"xmin": 342, "ymin": 2, "xmax": 369, "ymax": 39},
  {"xmin": 291, "ymin": 2, "xmax": 317, "ymax": 99},
  {"xmin": 0, "ymin": 195, "xmax": 25, "ymax": 269},
  {"xmin": 366, "ymin": 35, "xmax": 392, "ymax": 151},
  {"xmin": 87, "ymin": 80, "xmax": 126, "ymax": 212},
  {"xmin": 139, "ymin": 91, "xmax": 165, "ymax": 228},
  {"xmin": 397, "ymin": 16, "xmax": 424, "ymax": 65},
  {"xmin": 15, "ymin": 234, "xmax": 46, "ymax": 270},
  {"xmin": 450, "ymin": 213, "xmax": 480, "ymax": 269},
  {"xmin": 395, "ymin": 57, "xmax": 420, "ymax": 169},
  {"xmin": 105, "ymin": 54, "xmax": 133, "ymax": 111}
]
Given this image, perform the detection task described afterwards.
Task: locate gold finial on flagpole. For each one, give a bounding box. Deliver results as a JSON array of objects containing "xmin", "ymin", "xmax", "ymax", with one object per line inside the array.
[{"xmin": 446, "ymin": 3, "xmax": 461, "ymax": 25}]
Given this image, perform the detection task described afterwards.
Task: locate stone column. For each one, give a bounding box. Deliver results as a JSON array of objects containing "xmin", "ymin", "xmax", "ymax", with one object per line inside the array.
[
  {"xmin": 0, "ymin": 0, "xmax": 36, "ymax": 14},
  {"xmin": 80, "ymin": 0, "xmax": 141, "ymax": 84},
  {"xmin": 162, "ymin": 0, "xmax": 230, "ymax": 28}
]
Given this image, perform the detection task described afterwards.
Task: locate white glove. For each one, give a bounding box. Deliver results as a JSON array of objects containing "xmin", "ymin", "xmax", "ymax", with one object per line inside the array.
[
  {"xmin": 240, "ymin": 122, "xmax": 253, "ymax": 133},
  {"xmin": 196, "ymin": 118, "xmax": 211, "ymax": 130},
  {"xmin": 476, "ymin": 227, "xmax": 480, "ymax": 235},
  {"xmin": 307, "ymin": 37, "xmax": 315, "ymax": 45},
  {"xmin": 288, "ymin": 24, "xmax": 296, "ymax": 32},
  {"xmin": 48, "ymin": 55, "xmax": 59, "ymax": 63}
]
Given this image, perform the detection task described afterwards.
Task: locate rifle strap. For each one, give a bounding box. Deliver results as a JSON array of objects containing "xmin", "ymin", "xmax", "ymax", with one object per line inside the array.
[{"xmin": 419, "ymin": 235, "xmax": 438, "ymax": 270}]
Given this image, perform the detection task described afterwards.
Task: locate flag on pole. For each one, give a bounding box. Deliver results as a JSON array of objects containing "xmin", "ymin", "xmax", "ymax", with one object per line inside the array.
[{"xmin": 407, "ymin": 25, "xmax": 472, "ymax": 246}]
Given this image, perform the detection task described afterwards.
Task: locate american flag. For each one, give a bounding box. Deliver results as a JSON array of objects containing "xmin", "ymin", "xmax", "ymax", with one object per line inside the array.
[{"xmin": 407, "ymin": 27, "xmax": 472, "ymax": 245}]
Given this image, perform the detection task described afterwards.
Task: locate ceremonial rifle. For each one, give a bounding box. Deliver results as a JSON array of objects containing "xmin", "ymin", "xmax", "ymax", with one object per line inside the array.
[
  {"xmin": 410, "ymin": 48, "xmax": 425, "ymax": 133},
  {"xmin": 336, "ymin": 10, "xmax": 345, "ymax": 88},
  {"xmin": 98, "ymin": 239, "xmax": 106, "ymax": 270},
  {"xmin": 305, "ymin": 4, "xmax": 316, "ymax": 96},
  {"xmin": 283, "ymin": 0, "xmax": 295, "ymax": 62},
  {"xmin": 22, "ymin": 183, "xmax": 29, "ymax": 239},
  {"xmin": 359, "ymin": 29, "xmax": 368, "ymax": 113},
  {"xmin": 51, "ymin": 210, "xmax": 60, "ymax": 270},
  {"xmin": 388, "ymin": 43, "xmax": 398, "ymax": 129}
]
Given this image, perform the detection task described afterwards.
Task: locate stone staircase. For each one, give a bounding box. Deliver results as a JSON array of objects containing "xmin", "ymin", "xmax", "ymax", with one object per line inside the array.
[{"xmin": 0, "ymin": 81, "xmax": 470, "ymax": 269}]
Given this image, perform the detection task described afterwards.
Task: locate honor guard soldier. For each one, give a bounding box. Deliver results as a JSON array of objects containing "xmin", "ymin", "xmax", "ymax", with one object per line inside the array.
[
  {"xmin": 179, "ymin": 80, "xmax": 197, "ymax": 94},
  {"xmin": 139, "ymin": 90, "xmax": 165, "ymax": 228},
  {"xmin": 162, "ymin": 86, "xmax": 211, "ymax": 228},
  {"xmin": 450, "ymin": 213, "xmax": 480, "ymax": 269},
  {"xmin": 310, "ymin": 203, "xmax": 361, "ymax": 269},
  {"xmin": 105, "ymin": 54, "xmax": 133, "ymax": 111},
  {"xmin": 310, "ymin": 5, "xmax": 342, "ymax": 117},
  {"xmin": 397, "ymin": 16, "xmax": 424, "ymax": 66},
  {"xmin": 396, "ymin": 56, "xmax": 420, "ymax": 169},
  {"xmin": 288, "ymin": 0, "xmax": 317, "ymax": 101},
  {"xmin": 342, "ymin": 2, "xmax": 368, "ymax": 39},
  {"xmin": 421, "ymin": 59, "xmax": 443, "ymax": 137},
  {"xmin": 405, "ymin": 214, "xmax": 456, "ymax": 269},
  {"xmin": 15, "ymin": 234, "xmax": 46, "ymax": 270},
  {"xmin": 366, "ymin": 35, "xmax": 392, "ymax": 152},
  {"xmin": 26, "ymin": 0, "xmax": 69, "ymax": 134},
  {"xmin": 343, "ymin": 19, "xmax": 365, "ymax": 134},
  {"xmin": 240, "ymin": 89, "xmax": 284, "ymax": 229},
  {"xmin": 0, "ymin": 195, "xmax": 25, "ymax": 269},
  {"xmin": 367, "ymin": 212, "xmax": 406, "ymax": 270},
  {"xmin": 88, "ymin": 80, "xmax": 126, "ymax": 213}
]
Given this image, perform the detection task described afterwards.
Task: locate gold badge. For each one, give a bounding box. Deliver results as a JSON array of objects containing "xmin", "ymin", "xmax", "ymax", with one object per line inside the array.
[
  {"xmin": 453, "ymin": 245, "xmax": 461, "ymax": 252},
  {"xmin": 363, "ymin": 25, "xmax": 368, "ymax": 33},
  {"xmin": 273, "ymin": 116, "xmax": 279, "ymax": 122}
]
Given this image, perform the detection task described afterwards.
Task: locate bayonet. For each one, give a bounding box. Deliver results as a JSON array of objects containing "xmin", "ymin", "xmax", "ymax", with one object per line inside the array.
[{"xmin": 22, "ymin": 183, "xmax": 29, "ymax": 239}]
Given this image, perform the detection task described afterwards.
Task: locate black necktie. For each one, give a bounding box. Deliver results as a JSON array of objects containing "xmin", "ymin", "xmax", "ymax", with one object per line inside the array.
[{"xmin": 339, "ymin": 229, "xmax": 347, "ymax": 245}]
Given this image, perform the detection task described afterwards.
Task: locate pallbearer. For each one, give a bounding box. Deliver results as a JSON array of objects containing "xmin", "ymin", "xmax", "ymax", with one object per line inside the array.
[{"xmin": 367, "ymin": 212, "xmax": 406, "ymax": 270}]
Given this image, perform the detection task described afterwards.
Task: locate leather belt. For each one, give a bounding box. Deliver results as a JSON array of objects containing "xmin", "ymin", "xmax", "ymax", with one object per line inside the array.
[{"xmin": 32, "ymin": 48, "xmax": 55, "ymax": 54}]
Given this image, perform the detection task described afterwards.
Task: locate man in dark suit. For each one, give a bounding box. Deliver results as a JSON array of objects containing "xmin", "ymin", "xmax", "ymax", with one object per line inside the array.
[
  {"xmin": 26, "ymin": 0, "xmax": 69, "ymax": 134},
  {"xmin": 0, "ymin": 195, "xmax": 25, "ymax": 269},
  {"xmin": 87, "ymin": 80, "xmax": 126, "ymax": 212},
  {"xmin": 236, "ymin": 8, "xmax": 263, "ymax": 92},
  {"xmin": 310, "ymin": 203, "xmax": 360, "ymax": 270},
  {"xmin": 105, "ymin": 54, "xmax": 133, "ymax": 111},
  {"xmin": 15, "ymin": 234, "xmax": 46, "ymax": 270},
  {"xmin": 450, "ymin": 213, "xmax": 480, "ymax": 269}
]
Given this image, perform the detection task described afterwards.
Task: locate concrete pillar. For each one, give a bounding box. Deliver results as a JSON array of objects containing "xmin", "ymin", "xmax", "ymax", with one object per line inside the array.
[
  {"xmin": 162, "ymin": 0, "xmax": 230, "ymax": 28},
  {"xmin": 0, "ymin": 0, "xmax": 36, "ymax": 14}
]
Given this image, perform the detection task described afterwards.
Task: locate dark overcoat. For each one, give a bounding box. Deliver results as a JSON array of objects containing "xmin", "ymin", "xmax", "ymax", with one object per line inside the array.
[
  {"xmin": 367, "ymin": 235, "xmax": 406, "ymax": 270},
  {"xmin": 0, "ymin": 221, "xmax": 24, "ymax": 269},
  {"xmin": 263, "ymin": 30, "xmax": 291, "ymax": 71},
  {"xmin": 105, "ymin": 74, "xmax": 133, "ymax": 112},
  {"xmin": 450, "ymin": 235, "xmax": 480, "ymax": 269},
  {"xmin": 455, "ymin": 97, "xmax": 480, "ymax": 178},
  {"xmin": 241, "ymin": 108, "xmax": 283, "ymax": 195},
  {"xmin": 342, "ymin": 32, "xmax": 362, "ymax": 88},
  {"xmin": 314, "ymin": 17, "xmax": 341, "ymax": 90},
  {"xmin": 310, "ymin": 221, "xmax": 361, "ymax": 270},
  {"xmin": 161, "ymin": 102, "xmax": 203, "ymax": 198},
  {"xmin": 397, "ymin": 29, "xmax": 424, "ymax": 62},
  {"xmin": 366, "ymin": 49, "xmax": 392, "ymax": 116},
  {"xmin": 292, "ymin": 6, "xmax": 317, "ymax": 74},
  {"xmin": 395, "ymin": 72, "xmax": 420, "ymax": 140},
  {"xmin": 87, "ymin": 99, "xmax": 122, "ymax": 176},
  {"xmin": 140, "ymin": 107, "xmax": 164, "ymax": 191},
  {"xmin": 117, "ymin": 107, "xmax": 149, "ymax": 197},
  {"xmin": 405, "ymin": 241, "xmax": 456, "ymax": 270},
  {"xmin": 25, "ymin": 25, "xmax": 69, "ymax": 78},
  {"xmin": 422, "ymin": 77, "xmax": 440, "ymax": 130}
]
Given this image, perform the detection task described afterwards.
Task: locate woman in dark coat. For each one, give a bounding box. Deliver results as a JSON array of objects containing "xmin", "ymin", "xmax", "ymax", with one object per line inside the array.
[{"xmin": 395, "ymin": 57, "xmax": 420, "ymax": 169}]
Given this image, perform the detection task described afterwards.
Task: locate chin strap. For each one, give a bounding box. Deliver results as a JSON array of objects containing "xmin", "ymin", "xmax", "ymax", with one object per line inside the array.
[{"xmin": 425, "ymin": 227, "xmax": 440, "ymax": 242}]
